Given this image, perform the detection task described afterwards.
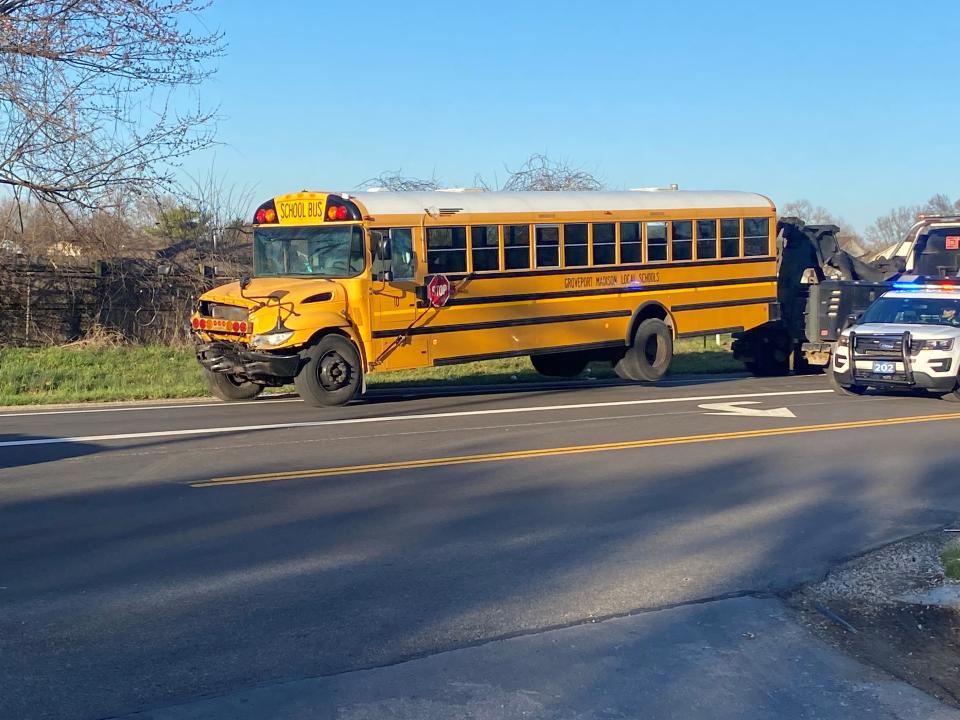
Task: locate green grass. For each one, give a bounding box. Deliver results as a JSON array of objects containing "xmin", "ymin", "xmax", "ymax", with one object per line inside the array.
[
  {"xmin": 0, "ymin": 337, "xmax": 745, "ymax": 406},
  {"xmin": 942, "ymin": 542, "xmax": 960, "ymax": 580}
]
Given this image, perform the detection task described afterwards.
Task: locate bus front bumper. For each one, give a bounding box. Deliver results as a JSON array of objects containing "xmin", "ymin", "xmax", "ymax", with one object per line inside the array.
[{"xmin": 196, "ymin": 341, "xmax": 301, "ymax": 382}]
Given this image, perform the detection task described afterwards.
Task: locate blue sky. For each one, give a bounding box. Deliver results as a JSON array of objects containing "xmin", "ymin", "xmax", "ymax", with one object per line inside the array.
[{"xmin": 186, "ymin": 1, "xmax": 960, "ymax": 230}]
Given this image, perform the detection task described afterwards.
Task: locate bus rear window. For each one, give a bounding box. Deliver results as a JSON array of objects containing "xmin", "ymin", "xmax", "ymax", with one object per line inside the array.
[{"xmin": 744, "ymin": 218, "xmax": 769, "ymax": 256}]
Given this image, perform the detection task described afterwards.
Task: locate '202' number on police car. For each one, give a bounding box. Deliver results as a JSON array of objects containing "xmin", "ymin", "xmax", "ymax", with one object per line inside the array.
[{"xmin": 872, "ymin": 361, "xmax": 896, "ymax": 374}]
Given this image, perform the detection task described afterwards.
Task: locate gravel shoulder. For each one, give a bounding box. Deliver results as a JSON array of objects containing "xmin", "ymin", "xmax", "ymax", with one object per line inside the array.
[{"xmin": 790, "ymin": 527, "xmax": 960, "ymax": 708}]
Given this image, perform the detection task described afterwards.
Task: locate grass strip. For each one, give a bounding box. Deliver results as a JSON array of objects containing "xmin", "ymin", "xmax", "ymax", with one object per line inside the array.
[
  {"xmin": 0, "ymin": 337, "xmax": 744, "ymax": 406},
  {"xmin": 942, "ymin": 542, "xmax": 960, "ymax": 580}
]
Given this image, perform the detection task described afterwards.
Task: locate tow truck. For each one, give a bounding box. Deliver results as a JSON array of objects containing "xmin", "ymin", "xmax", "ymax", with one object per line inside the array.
[
  {"xmin": 829, "ymin": 277, "xmax": 960, "ymax": 399},
  {"xmin": 732, "ymin": 214, "xmax": 960, "ymax": 375}
]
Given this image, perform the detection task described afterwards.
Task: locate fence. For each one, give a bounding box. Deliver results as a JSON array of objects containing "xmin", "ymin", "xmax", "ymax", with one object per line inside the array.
[{"xmin": 0, "ymin": 254, "xmax": 232, "ymax": 346}]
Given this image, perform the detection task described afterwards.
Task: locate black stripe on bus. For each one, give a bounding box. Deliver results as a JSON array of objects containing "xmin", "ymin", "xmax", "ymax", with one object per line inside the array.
[
  {"xmin": 441, "ymin": 255, "xmax": 773, "ymax": 282},
  {"xmin": 443, "ymin": 275, "xmax": 778, "ymax": 307},
  {"xmin": 432, "ymin": 340, "xmax": 628, "ymax": 367},
  {"xmin": 671, "ymin": 297, "xmax": 778, "ymax": 313},
  {"xmin": 371, "ymin": 309, "xmax": 631, "ymax": 339},
  {"xmin": 676, "ymin": 326, "xmax": 745, "ymax": 339}
]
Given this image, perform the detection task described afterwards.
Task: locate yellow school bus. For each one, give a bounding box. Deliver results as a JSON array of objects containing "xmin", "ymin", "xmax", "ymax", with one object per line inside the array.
[{"xmin": 191, "ymin": 189, "xmax": 777, "ymax": 406}]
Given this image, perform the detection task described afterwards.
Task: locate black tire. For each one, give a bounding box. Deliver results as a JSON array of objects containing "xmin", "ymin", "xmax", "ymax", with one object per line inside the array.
[
  {"xmin": 530, "ymin": 352, "xmax": 589, "ymax": 377},
  {"xmin": 938, "ymin": 381, "xmax": 960, "ymax": 402},
  {"xmin": 294, "ymin": 334, "xmax": 362, "ymax": 407},
  {"xmin": 744, "ymin": 326, "xmax": 792, "ymax": 377},
  {"xmin": 827, "ymin": 368, "xmax": 866, "ymax": 396},
  {"xmin": 206, "ymin": 370, "xmax": 263, "ymax": 401},
  {"xmin": 613, "ymin": 318, "xmax": 673, "ymax": 382}
]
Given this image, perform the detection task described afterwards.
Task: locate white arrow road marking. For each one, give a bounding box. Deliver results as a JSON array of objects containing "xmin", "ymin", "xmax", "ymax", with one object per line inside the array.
[{"xmin": 698, "ymin": 401, "xmax": 796, "ymax": 418}]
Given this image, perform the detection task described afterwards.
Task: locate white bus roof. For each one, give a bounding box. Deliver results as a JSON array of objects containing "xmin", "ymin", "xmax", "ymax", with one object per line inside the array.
[{"xmin": 344, "ymin": 190, "xmax": 774, "ymax": 217}]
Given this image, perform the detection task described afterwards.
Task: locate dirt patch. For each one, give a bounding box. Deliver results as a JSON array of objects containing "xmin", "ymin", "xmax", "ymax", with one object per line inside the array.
[{"xmin": 790, "ymin": 530, "xmax": 960, "ymax": 708}]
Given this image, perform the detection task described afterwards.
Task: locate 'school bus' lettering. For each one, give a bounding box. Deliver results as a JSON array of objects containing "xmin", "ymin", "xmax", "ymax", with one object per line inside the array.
[{"xmin": 192, "ymin": 190, "xmax": 778, "ymax": 407}]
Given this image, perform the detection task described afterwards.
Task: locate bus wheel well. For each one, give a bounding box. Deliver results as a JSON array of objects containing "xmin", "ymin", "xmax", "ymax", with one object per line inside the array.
[
  {"xmin": 304, "ymin": 328, "xmax": 367, "ymax": 370},
  {"xmin": 625, "ymin": 302, "xmax": 673, "ymax": 345}
]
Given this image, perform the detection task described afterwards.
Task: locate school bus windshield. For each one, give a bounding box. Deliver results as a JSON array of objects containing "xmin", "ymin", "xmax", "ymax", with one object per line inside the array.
[{"xmin": 253, "ymin": 225, "xmax": 365, "ymax": 278}]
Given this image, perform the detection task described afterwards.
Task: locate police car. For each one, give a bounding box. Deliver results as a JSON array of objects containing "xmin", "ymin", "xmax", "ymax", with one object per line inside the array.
[{"xmin": 830, "ymin": 277, "xmax": 960, "ymax": 399}]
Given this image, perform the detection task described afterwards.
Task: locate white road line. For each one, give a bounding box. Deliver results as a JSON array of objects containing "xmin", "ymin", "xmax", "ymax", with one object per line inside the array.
[
  {"xmin": 0, "ymin": 372, "xmax": 776, "ymax": 418},
  {"xmin": 0, "ymin": 389, "xmax": 832, "ymax": 448},
  {"xmin": 0, "ymin": 397, "xmax": 301, "ymax": 418}
]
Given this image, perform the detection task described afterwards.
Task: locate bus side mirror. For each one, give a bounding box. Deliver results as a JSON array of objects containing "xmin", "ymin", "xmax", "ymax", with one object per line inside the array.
[{"xmin": 240, "ymin": 274, "xmax": 251, "ymax": 290}]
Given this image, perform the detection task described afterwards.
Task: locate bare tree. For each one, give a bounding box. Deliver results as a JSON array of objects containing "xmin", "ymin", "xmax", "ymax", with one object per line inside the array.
[
  {"xmin": 863, "ymin": 194, "xmax": 960, "ymax": 251},
  {"xmin": 920, "ymin": 193, "xmax": 958, "ymax": 216},
  {"xmin": 356, "ymin": 170, "xmax": 441, "ymax": 192},
  {"xmin": 0, "ymin": 1, "xmax": 224, "ymax": 212},
  {"xmin": 863, "ymin": 206, "xmax": 920, "ymax": 251},
  {"xmin": 501, "ymin": 154, "xmax": 603, "ymax": 191},
  {"xmin": 780, "ymin": 199, "xmax": 866, "ymax": 255}
]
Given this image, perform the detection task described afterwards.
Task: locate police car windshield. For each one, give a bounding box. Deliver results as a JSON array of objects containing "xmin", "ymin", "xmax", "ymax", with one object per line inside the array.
[{"xmin": 861, "ymin": 296, "xmax": 960, "ymax": 327}]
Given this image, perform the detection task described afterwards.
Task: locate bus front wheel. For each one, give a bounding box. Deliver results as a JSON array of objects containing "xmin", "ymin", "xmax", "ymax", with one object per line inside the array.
[
  {"xmin": 294, "ymin": 334, "xmax": 362, "ymax": 407},
  {"xmin": 530, "ymin": 352, "xmax": 589, "ymax": 377},
  {"xmin": 613, "ymin": 318, "xmax": 673, "ymax": 382},
  {"xmin": 206, "ymin": 370, "xmax": 264, "ymax": 402}
]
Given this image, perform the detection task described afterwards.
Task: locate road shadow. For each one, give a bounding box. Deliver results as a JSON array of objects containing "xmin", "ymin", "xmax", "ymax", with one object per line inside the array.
[
  {"xmin": 0, "ymin": 435, "xmax": 103, "ymax": 469},
  {"xmin": 356, "ymin": 372, "xmax": 755, "ymax": 408},
  {"xmin": 2, "ymin": 424, "xmax": 959, "ymax": 719}
]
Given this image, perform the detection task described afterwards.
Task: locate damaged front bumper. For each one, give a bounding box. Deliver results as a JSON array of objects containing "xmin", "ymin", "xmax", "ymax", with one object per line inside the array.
[{"xmin": 196, "ymin": 341, "xmax": 300, "ymax": 384}]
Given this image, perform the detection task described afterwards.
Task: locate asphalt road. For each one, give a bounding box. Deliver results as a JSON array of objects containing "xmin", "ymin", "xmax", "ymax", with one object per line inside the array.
[{"xmin": 3, "ymin": 373, "xmax": 960, "ymax": 719}]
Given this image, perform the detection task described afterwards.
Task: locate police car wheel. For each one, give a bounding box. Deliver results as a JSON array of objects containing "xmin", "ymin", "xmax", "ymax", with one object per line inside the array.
[
  {"xmin": 827, "ymin": 368, "xmax": 866, "ymax": 396},
  {"xmin": 938, "ymin": 384, "xmax": 960, "ymax": 402},
  {"xmin": 205, "ymin": 370, "xmax": 264, "ymax": 401}
]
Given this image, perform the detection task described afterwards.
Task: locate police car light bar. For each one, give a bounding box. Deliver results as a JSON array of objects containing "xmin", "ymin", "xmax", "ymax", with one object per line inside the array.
[{"xmin": 892, "ymin": 275, "xmax": 960, "ymax": 292}]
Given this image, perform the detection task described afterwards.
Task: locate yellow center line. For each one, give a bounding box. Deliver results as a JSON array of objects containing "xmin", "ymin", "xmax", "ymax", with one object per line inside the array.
[{"xmin": 191, "ymin": 411, "xmax": 960, "ymax": 488}]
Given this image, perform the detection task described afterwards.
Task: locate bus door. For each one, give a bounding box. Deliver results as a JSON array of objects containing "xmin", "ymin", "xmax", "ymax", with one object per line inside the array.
[{"xmin": 370, "ymin": 228, "xmax": 430, "ymax": 370}]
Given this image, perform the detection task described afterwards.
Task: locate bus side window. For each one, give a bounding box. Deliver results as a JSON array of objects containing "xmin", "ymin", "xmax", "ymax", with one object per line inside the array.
[
  {"xmin": 646, "ymin": 222, "xmax": 668, "ymax": 262},
  {"xmin": 744, "ymin": 218, "xmax": 769, "ymax": 256},
  {"xmin": 536, "ymin": 225, "xmax": 560, "ymax": 268},
  {"xmin": 620, "ymin": 222, "xmax": 641, "ymax": 263},
  {"xmin": 471, "ymin": 225, "xmax": 500, "ymax": 271},
  {"xmin": 720, "ymin": 219, "xmax": 741, "ymax": 258},
  {"xmin": 426, "ymin": 227, "xmax": 467, "ymax": 274},
  {"xmin": 563, "ymin": 223, "xmax": 588, "ymax": 267},
  {"xmin": 389, "ymin": 228, "xmax": 415, "ymax": 279},
  {"xmin": 672, "ymin": 220, "xmax": 693, "ymax": 261},
  {"xmin": 504, "ymin": 225, "xmax": 530, "ymax": 270},
  {"xmin": 696, "ymin": 220, "xmax": 718, "ymax": 260},
  {"xmin": 593, "ymin": 223, "xmax": 616, "ymax": 265}
]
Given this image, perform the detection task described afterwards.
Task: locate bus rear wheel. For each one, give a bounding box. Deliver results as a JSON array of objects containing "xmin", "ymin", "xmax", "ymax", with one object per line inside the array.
[
  {"xmin": 613, "ymin": 318, "xmax": 673, "ymax": 382},
  {"xmin": 530, "ymin": 352, "xmax": 589, "ymax": 377},
  {"xmin": 206, "ymin": 370, "xmax": 264, "ymax": 401},
  {"xmin": 294, "ymin": 334, "xmax": 362, "ymax": 407}
]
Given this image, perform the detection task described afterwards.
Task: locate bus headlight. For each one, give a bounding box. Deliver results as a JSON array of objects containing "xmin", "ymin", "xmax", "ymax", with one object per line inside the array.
[{"xmin": 252, "ymin": 331, "xmax": 294, "ymax": 348}]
